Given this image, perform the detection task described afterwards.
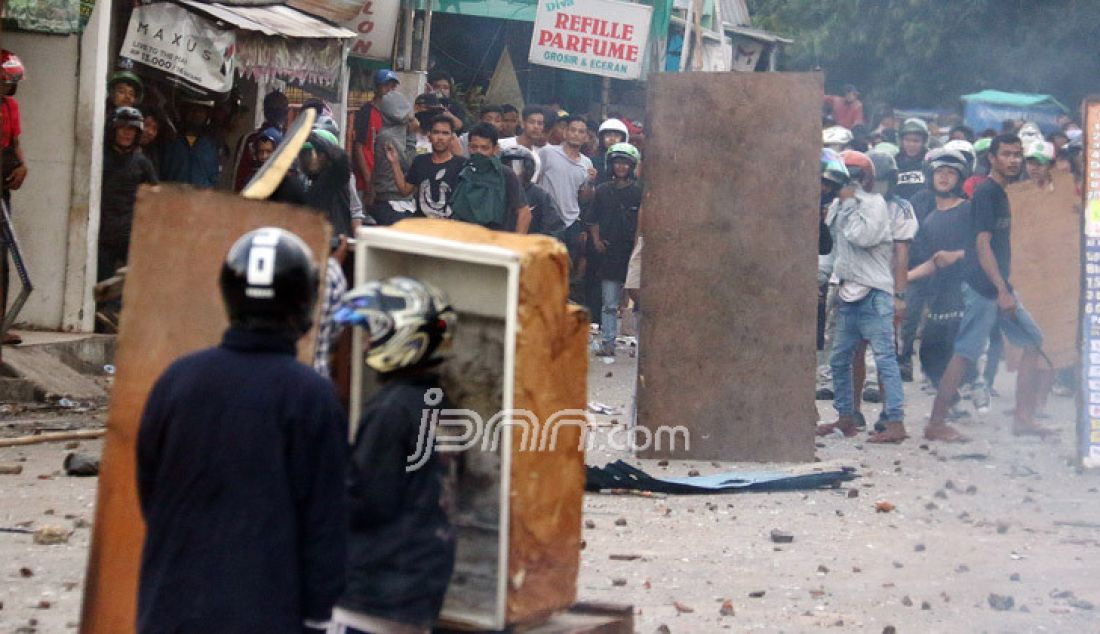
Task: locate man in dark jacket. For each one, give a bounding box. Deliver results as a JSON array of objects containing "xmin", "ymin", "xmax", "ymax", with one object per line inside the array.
[
  {"xmin": 137, "ymin": 228, "xmax": 347, "ymax": 633},
  {"xmin": 331, "ymin": 276, "xmax": 458, "ymax": 633},
  {"xmin": 301, "ymin": 129, "xmax": 353, "ymax": 237},
  {"xmin": 99, "ymin": 106, "xmax": 158, "ymax": 282}
]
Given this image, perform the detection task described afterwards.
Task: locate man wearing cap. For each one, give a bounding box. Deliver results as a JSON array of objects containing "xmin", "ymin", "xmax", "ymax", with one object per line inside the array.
[
  {"xmin": 823, "ymin": 85, "xmax": 865, "ymax": 130},
  {"xmin": 353, "ymin": 69, "xmax": 400, "ymax": 207}
]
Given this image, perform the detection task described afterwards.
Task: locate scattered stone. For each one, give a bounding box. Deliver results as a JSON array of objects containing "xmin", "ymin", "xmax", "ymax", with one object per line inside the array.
[
  {"xmin": 72, "ymin": 517, "xmax": 91, "ymax": 529},
  {"xmin": 934, "ymin": 490, "xmax": 948, "ymax": 499},
  {"xmin": 944, "ymin": 480, "xmax": 957, "ymax": 491},
  {"xmin": 901, "ymin": 595, "xmax": 913, "ymax": 607},
  {"xmin": 0, "ymin": 464, "xmax": 23, "ymax": 475},
  {"xmin": 941, "ymin": 592, "xmax": 951, "ymax": 603},
  {"xmin": 748, "ymin": 590, "xmax": 766, "ymax": 598},
  {"xmin": 919, "ymin": 444, "xmax": 929, "ymax": 450},
  {"xmin": 883, "ymin": 627, "xmax": 897, "ymax": 634},
  {"xmin": 1070, "ymin": 598, "xmax": 1096, "ymax": 611},
  {"xmin": 687, "ymin": 470, "xmax": 701, "ymax": 477},
  {"xmin": 605, "ymin": 371, "xmax": 613, "ymax": 378},
  {"xmin": 965, "ymin": 484, "xmax": 978, "ymax": 495},
  {"xmin": 719, "ymin": 599, "xmax": 735, "ymax": 617},
  {"xmin": 32, "ymin": 526, "xmax": 71, "ymax": 545},
  {"xmin": 997, "ymin": 522, "xmax": 1010, "ymax": 534},
  {"xmin": 614, "ymin": 517, "xmax": 628, "ymax": 527},
  {"xmin": 35, "ymin": 600, "xmax": 50, "ymax": 610},
  {"xmin": 1050, "ymin": 589, "xmax": 1073, "ymax": 599},
  {"xmin": 611, "ymin": 578, "xmax": 627, "ymax": 587},
  {"xmin": 769, "ymin": 529, "xmax": 793, "ymax": 544},
  {"xmin": 914, "ymin": 544, "xmax": 926, "ymax": 552},
  {"xmin": 924, "ymin": 502, "xmax": 939, "ymax": 511},
  {"xmin": 1010, "ymin": 573, "xmax": 1021, "ymax": 581},
  {"xmin": 656, "ymin": 625, "xmax": 671, "ymax": 634},
  {"xmin": 874, "ymin": 501, "xmax": 896, "ymax": 513},
  {"xmin": 657, "ymin": 460, "xmax": 669, "ymax": 467},
  {"xmin": 847, "ymin": 489, "xmax": 859, "ymax": 498},
  {"xmin": 584, "ymin": 520, "xmax": 596, "ymax": 529},
  {"xmin": 610, "ymin": 554, "xmax": 641, "ymax": 561},
  {"xmin": 19, "ymin": 567, "xmax": 33, "ymax": 578},
  {"xmin": 816, "ymin": 565, "xmax": 829, "ymax": 574},
  {"xmin": 64, "ymin": 442, "xmax": 80, "ymax": 450},
  {"xmin": 893, "ymin": 561, "xmax": 904, "ymax": 569},
  {"xmin": 921, "ymin": 601, "xmax": 931, "ymax": 610},
  {"xmin": 956, "ymin": 564, "xmax": 970, "ymax": 573},
  {"xmin": 988, "ymin": 593, "xmax": 1014, "ymax": 611},
  {"xmin": 673, "ymin": 601, "xmax": 694, "ymax": 614},
  {"xmin": 1020, "ymin": 605, "xmax": 1031, "ymax": 613},
  {"xmin": 852, "ymin": 567, "xmax": 862, "ymax": 573}
]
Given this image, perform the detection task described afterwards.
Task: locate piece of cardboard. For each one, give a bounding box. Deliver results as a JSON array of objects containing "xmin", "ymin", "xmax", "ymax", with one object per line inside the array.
[
  {"xmin": 1007, "ymin": 171, "xmax": 1081, "ymax": 368},
  {"xmin": 80, "ymin": 185, "xmax": 330, "ymax": 634},
  {"xmin": 636, "ymin": 72, "xmax": 821, "ymax": 462}
]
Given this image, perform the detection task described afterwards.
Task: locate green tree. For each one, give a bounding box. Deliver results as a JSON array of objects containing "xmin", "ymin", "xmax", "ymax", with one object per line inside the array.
[{"xmin": 749, "ymin": 0, "xmax": 1100, "ymax": 120}]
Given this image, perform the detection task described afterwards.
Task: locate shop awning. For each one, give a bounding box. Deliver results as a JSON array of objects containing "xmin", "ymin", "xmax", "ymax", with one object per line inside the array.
[
  {"xmin": 178, "ymin": 1, "xmax": 356, "ymax": 38},
  {"xmin": 723, "ymin": 24, "xmax": 791, "ymax": 45}
]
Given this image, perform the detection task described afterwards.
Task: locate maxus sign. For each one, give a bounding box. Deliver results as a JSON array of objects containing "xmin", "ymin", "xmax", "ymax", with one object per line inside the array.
[
  {"xmin": 121, "ymin": 3, "xmax": 236, "ymax": 93},
  {"xmin": 529, "ymin": 0, "xmax": 652, "ymax": 80}
]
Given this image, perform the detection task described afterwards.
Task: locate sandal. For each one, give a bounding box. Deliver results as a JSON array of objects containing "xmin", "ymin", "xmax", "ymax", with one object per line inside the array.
[{"xmin": 816, "ymin": 421, "xmax": 858, "ymax": 438}]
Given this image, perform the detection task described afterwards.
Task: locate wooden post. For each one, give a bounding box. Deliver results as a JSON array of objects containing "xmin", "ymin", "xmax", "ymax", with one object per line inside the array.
[{"xmin": 419, "ymin": 0, "xmax": 433, "ymax": 71}]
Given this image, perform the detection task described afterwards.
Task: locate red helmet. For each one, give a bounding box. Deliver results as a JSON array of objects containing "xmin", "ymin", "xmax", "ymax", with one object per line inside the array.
[
  {"xmin": 1, "ymin": 50, "xmax": 24, "ymax": 84},
  {"xmin": 839, "ymin": 149, "xmax": 875, "ymax": 191}
]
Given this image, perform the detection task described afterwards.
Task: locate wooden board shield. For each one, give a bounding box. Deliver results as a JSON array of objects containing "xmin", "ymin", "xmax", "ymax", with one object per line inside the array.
[
  {"xmin": 1007, "ymin": 170, "xmax": 1081, "ymax": 368},
  {"xmin": 636, "ymin": 72, "xmax": 821, "ymax": 462},
  {"xmin": 79, "ymin": 186, "xmax": 331, "ymax": 633}
]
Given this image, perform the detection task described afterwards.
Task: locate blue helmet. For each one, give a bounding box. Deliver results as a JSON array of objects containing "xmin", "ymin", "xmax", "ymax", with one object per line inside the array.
[{"xmin": 373, "ymin": 68, "xmax": 399, "ymax": 87}]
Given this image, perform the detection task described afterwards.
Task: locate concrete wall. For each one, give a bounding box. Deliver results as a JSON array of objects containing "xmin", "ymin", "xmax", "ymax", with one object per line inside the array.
[{"xmin": 5, "ymin": 32, "xmax": 80, "ymax": 329}]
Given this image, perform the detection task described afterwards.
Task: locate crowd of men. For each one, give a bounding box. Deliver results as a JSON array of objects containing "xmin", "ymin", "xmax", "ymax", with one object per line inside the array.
[{"xmin": 816, "ymin": 85, "xmax": 1083, "ymax": 443}]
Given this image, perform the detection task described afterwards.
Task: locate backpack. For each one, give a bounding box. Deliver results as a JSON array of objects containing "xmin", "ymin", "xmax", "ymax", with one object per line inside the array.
[{"xmin": 450, "ymin": 153, "xmax": 507, "ymax": 228}]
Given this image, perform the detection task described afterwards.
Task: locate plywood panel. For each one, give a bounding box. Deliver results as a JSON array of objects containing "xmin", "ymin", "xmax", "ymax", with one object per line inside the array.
[
  {"xmin": 80, "ymin": 185, "xmax": 330, "ymax": 634},
  {"xmin": 1008, "ymin": 171, "xmax": 1081, "ymax": 368},
  {"xmin": 636, "ymin": 72, "xmax": 821, "ymax": 462}
]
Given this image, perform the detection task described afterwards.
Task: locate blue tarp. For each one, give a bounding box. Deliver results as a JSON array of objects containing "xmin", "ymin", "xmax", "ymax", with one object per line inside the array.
[{"xmin": 961, "ymin": 90, "xmax": 1069, "ymax": 136}]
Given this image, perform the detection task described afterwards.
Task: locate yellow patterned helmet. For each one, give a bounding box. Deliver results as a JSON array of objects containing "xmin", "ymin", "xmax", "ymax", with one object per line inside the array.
[{"xmin": 334, "ymin": 276, "xmax": 456, "ymax": 374}]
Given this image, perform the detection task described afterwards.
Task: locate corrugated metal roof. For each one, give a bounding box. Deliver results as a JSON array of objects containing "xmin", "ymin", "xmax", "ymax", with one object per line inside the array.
[
  {"xmin": 719, "ymin": 0, "xmax": 750, "ymax": 26},
  {"xmin": 286, "ymin": 0, "xmax": 361, "ymax": 25},
  {"xmin": 725, "ymin": 24, "xmax": 792, "ymax": 45},
  {"xmin": 178, "ymin": 1, "xmax": 356, "ymax": 38}
]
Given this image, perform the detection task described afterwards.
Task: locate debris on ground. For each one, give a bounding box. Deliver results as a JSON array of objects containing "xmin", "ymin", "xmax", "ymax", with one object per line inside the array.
[
  {"xmin": 987, "ymin": 593, "xmax": 1015, "ymax": 611},
  {"xmin": 769, "ymin": 529, "xmax": 794, "ymax": 544},
  {"xmin": 62, "ymin": 452, "xmax": 99, "ymax": 477},
  {"xmin": 32, "ymin": 526, "xmax": 71, "ymax": 545}
]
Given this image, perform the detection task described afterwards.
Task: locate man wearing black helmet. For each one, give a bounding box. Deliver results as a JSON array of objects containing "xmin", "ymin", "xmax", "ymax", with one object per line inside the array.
[
  {"xmin": 99, "ymin": 107, "xmax": 158, "ymax": 283},
  {"xmin": 895, "ymin": 118, "xmax": 931, "ymax": 202},
  {"xmin": 137, "ymin": 228, "xmax": 347, "ymax": 634}
]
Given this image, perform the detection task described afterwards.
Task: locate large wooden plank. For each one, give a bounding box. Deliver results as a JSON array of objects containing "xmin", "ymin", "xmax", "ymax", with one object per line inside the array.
[
  {"xmin": 80, "ymin": 185, "xmax": 330, "ymax": 634},
  {"xmin": 636, "ymin": 72, "xmax": 821, "ymax": 462},
  {"xmin": 1008, "ymin": 171, "xmax": 1080, "ymax": 368}
]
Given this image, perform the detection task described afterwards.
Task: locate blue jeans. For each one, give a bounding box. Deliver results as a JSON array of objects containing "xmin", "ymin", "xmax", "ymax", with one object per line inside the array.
[
  {"xmin": 831, "ymin": 289, "xmax": 905, "ymax": 421},
  {"xmin": 953, "ymin": 283, "xmax": 1042, "ymax": 362},
  {"xmin": 601, "ymin": 279, "xmax": 623, "ymax": 344}
]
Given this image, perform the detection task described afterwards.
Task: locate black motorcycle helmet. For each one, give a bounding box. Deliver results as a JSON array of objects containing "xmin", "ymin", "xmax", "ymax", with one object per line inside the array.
[{"xmin": 219, "ymin": 227, "xmax": 319, "ymax": 335}]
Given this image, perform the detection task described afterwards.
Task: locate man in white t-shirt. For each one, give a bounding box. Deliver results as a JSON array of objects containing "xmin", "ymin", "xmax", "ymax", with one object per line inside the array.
[{"xmin": 500, "ymin": 105, "xmax": 550, "ymax": 153}]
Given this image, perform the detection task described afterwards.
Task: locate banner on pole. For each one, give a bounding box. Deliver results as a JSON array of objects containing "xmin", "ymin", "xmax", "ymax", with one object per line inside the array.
[
  {"xmin": 529, "ymin": 0, "xmax": 652, "ymax": 81},
  {"xmin": 347, "ymin": 0, "xmax": 401, "ymax": 60},
  {"xmin": 1080, "ymin": 99, "xmax": 1100, "ymax": 467},
  {"xmin": 120, "ymin": 3, "xmax": 236, "ymax": 93}
]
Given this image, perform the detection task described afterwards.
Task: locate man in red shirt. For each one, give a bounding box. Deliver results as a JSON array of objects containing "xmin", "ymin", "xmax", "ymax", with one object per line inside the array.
[
  {"xmin": 0, "ymin": 50, "xmax": 26, "ymax": 345},
  {"xmin": 352, "ymin": 69, "xmax": 400, "ymax": 207},
  {"xmin": 824, "ymin": 84, "xmax": 865, "ymax": 130}
]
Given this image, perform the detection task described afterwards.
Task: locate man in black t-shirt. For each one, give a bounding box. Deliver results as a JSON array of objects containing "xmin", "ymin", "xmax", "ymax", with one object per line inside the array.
[
  {"xmin": 388, "ymin": 114, "xmax": 465, "ymax": 219},
  {"xmin": 922, "ymin": 133, "xmax": 1053, "ymax": 442},
  {"xmin": 586, "ymin": 143, "xmax": 641, "ymax": 357}
]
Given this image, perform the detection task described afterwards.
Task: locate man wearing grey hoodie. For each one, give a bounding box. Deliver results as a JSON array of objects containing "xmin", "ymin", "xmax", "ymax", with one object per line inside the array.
[{"xmin": 369, "ymin": 91, "xmax": 417, "ymax": 225}]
